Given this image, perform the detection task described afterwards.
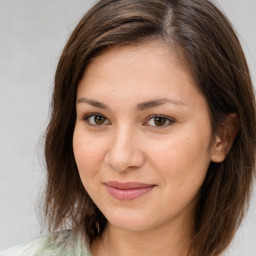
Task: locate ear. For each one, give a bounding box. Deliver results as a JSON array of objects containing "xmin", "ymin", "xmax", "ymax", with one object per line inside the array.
[{"xmin": 211, "ymin": 113, "xmax": 239, "ymax": 163}]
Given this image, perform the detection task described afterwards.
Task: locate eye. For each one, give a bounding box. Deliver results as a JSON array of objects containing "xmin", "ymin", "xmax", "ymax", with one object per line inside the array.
[
  {"xmin": 145, "ymin": 115, "xmax": 175, "ymax": 127},
  {"xmin": 83, "ymin": 113, "xmax": 110, "ymax": 126}
]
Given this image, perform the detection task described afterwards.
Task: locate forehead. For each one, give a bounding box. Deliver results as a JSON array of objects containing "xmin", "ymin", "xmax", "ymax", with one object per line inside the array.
[
  {"xmin": 89, "ymin": 40, "xmax": 186, "ymax": 73},
  {"xmin": 76, "ymin": 41, "xmax": 206, "ymax": 113},
  {"xmin": 79, "ymin": 41, "xmax": 195, "ymax": 92}
]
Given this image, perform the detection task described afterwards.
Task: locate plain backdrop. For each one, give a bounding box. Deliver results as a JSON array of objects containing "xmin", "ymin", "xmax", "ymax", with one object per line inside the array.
[{"xmin": 0, "ymin": 0, "xmax": 255, "ymax": 255}]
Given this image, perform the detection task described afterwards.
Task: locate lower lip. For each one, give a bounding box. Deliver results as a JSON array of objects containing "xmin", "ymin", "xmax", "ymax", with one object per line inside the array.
[{"xmin": 105, "ymin": 185, "xmax": 155, "ymax": 201}]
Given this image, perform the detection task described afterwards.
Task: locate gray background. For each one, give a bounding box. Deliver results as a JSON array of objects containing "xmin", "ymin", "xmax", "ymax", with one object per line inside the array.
[{"xmin": 0, "ymin": 0, "xmax": 255, "ymax": 255}]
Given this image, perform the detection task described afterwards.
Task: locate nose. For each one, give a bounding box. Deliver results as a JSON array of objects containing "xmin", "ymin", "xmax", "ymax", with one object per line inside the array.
[{"xmin": 104, "ymin": 126, "xmax": 145, "ymax": 172}]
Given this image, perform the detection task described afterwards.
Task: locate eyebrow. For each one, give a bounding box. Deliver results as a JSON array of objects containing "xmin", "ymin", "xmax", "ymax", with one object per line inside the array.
[
  {"xmin": 77, "ymin": 97, "xmax": 109, "ymax": 109},
  {"xmin": 137, "ymin": 98, "xmax": 184, "ymax": 111},
  {"xmin": 76, "ymin": 97, "xmax": 184, "ymax": 110}
]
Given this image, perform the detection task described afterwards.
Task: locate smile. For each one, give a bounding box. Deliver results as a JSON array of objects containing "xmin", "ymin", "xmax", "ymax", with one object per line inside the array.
[{"xmin": 104, "ymin": 181, "xmax": 156, "ymax": 201}]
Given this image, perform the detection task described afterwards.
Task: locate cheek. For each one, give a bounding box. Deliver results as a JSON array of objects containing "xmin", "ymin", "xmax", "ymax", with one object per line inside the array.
[
  {"xmin": 148, "ymin": 135, "xmax": 211, "ymax": 212},
  {"xmin": 73, "ymin": 128, "xmax": 106, "ymax": 179},
  {"xmin": 146, "ymin": 130, "xmax": 212, "ymax": 186}
]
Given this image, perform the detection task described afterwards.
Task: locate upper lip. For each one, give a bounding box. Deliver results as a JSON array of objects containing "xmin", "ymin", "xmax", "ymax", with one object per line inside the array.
[{"xmin": 104, "ymin": 181, "xmax": 155, "ymax": 190}]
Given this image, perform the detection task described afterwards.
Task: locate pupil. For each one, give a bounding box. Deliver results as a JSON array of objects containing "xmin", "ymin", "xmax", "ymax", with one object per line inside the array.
[
  {"xmin": 154, "ymin": 117, "xmax": 166, "ymax": 126},
  {"xmin": 95, "ymin": 116, "xmax": 105, "ymax": 124}
]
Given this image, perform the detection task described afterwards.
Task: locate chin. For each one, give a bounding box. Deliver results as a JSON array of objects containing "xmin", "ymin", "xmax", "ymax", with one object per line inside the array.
[
  {"xmin": 103, "ymin": 209, "xmax": 152, "ymax": 231},
  {"xmin": 109, "ymin": 219, "xmax": 152, "ymax": 232}
]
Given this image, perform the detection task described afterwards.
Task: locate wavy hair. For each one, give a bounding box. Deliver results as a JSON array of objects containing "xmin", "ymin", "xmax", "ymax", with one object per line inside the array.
[{"xmin": 43, "ymin": 0, "xmax": 256, "ymax": 255}]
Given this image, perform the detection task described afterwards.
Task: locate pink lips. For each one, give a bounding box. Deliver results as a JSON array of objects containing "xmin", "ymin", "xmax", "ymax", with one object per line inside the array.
[{"xmin": 104, "ymin": 181, "xmax": 155, "ymax": 201}]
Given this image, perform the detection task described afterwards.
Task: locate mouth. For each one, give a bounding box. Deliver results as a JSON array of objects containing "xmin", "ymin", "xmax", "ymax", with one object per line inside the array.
[{"xmin": 104, "ymin": 181, "xmax": 156, "ymax": 201}]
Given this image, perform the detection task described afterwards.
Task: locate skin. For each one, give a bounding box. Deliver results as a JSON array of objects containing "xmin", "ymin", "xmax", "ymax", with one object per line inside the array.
[{"xmin": 73, "ymin": 41, "xmax": 226, "ymax": 256}]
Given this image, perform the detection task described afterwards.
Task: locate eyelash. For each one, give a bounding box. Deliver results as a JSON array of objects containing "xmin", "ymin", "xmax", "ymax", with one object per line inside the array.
[
  {"xmin": 144, "ymin": 114, "xmax": 176, "ymax": 128},
  {"xmin": 82, "ymin": 113, "xmax": 176, "ymax": 128},
  {"xmin": 82, "ymin": 113, "xmax": 111, "ymax": 127}
]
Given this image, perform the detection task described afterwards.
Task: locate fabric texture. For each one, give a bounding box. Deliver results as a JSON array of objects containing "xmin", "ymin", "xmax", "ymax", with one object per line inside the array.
[{"xmin": 1, "ymin": 227, "xmax": 92, "ymax": 256}]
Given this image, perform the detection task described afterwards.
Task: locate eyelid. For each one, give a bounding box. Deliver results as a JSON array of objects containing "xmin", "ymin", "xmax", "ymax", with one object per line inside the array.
[
  {"xmin": 81, "ymin": 113, "xmax": 175, "ymax": 128},
  {"xmin": 143, "ymin": 114, "xmax": 176, "ymax": 128},
  {"xmin": 82, "ymin": 112, "xmax": 111, "ymax": 126}
]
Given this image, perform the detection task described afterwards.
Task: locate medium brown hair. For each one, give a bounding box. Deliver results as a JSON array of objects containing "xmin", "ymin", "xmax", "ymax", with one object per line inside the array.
[{"xmin": 43, "ymin": 0, "xmax": 256, "ymax": 255}]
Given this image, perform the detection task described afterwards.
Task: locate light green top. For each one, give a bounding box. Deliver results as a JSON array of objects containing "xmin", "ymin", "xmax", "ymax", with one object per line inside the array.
[{"xmin": 1, "ymin": 227, "xmax": 93, "ymax": 256}]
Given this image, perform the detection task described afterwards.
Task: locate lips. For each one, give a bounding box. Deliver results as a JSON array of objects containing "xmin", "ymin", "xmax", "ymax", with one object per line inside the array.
[{"xmin": 104, "ymin": 181, "xmax": 155, "ymax": 201}]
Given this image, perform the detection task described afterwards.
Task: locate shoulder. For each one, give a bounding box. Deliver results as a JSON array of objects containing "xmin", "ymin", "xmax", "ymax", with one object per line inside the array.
[{"xmin": 1, "ymin": 227, "xmax": 92, "ymax": 256}]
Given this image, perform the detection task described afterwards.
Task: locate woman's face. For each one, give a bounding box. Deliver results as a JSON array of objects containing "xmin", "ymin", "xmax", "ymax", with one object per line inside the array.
[{"xmin": 73, "ymin": 41, "xmax": 221, "ymax": 232}]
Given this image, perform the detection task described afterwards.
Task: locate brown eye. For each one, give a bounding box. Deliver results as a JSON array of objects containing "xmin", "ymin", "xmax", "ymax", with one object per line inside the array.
[
  {"xmin": 83, "ymin": 114, "xmax": 110, "ymax": 126},
  {"xmin": 145, "ymin": 115, "xmax": 175, "ymax": 128},
  {"xmin": 154, "ymin": 116, "xmax": 167, "ymax": 126},
  {"xmin": 94, "ymin": 115, "xmax": 106, "ymax": 125}
]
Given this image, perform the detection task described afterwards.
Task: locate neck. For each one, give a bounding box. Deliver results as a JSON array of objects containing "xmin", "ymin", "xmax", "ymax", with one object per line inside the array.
[{"xmin": 91, "ymin": 216, "xmax": 193, "ymax": 256}]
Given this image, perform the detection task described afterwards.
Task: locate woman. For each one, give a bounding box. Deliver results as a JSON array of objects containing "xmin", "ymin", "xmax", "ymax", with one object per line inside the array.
[{"xmin": 2, "ymin": 0, "xmax": 255, "ymax": 255}]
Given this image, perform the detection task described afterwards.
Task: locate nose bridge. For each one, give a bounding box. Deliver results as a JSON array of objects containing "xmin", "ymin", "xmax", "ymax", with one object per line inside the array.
[
  {"xmin": 114, "ymin": 123, "xmax": 132, "ymax": 149},
  {"xmin": 105, "ymin": 123, "xmax": 144, "ymax": 172}
]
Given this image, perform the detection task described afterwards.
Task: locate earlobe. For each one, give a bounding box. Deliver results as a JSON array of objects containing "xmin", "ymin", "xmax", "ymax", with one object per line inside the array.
[{"xmin": 211, "ymin": 113, "xmax": 239, "ymax": 163}]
